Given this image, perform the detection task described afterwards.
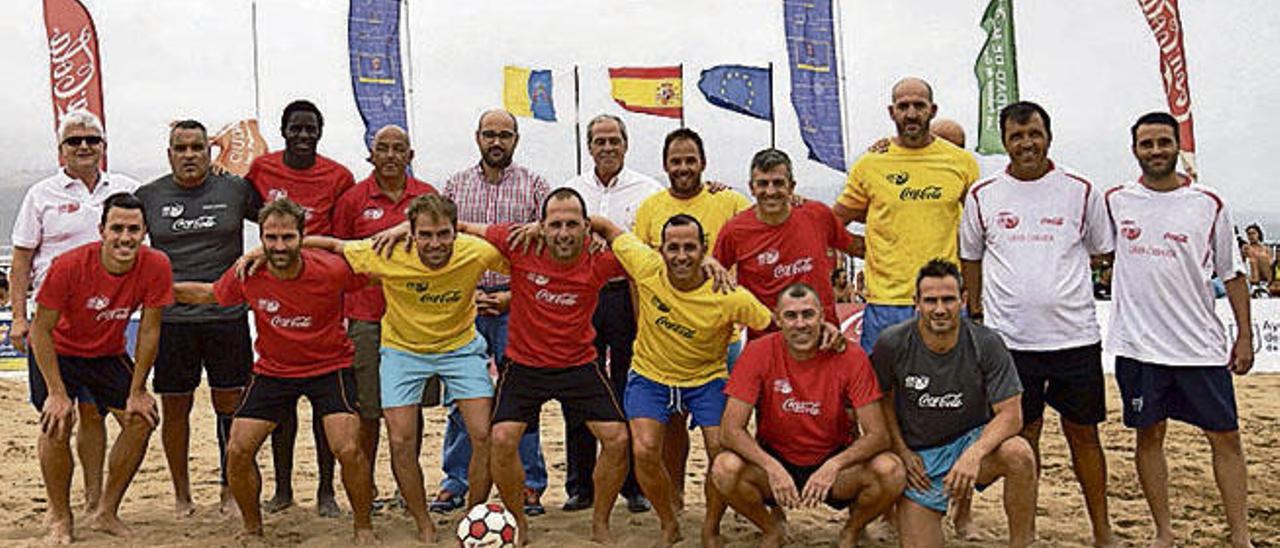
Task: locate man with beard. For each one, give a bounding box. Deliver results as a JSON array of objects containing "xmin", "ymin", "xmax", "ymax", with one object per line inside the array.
[
  {"xmin": 12, "ymin": 110, "xmax": 140, "ymax": 520},
  {"xmin": 136, "ymin": 120, "xmax": 262, "ymax": 517},
  {"xmin": 832, "ymin": 78, "xmax": 980, "ymax": 354},
  {"xmin": 959, "ymin": 101, "xmax": 1116, "ymax": 546},
  {"xmin": 244, "ymin": 99, "xmax": 355, "ymax": 516},
  {"xmin": 173, "ymin": 199, "xmax": 375, "ymax": 543},
  {"xmin": 872, "ymin": 259, "xmax": 1036, "ymax": 548},
  {"xmin": 556, "ymin": 114, "xmax": 661, "ymax": 513},
  {"xmin": 31, "ymin": 192, "xmax": 171, "ymax": 543},
  {"xmin": 456, "ymin": 188, "xmax": 631, "ymax": 544},
  {"xmin": 433, "ymin": 109, "xmax": 550, "ymax": 514},
  {"xmin": 633, "ymin": 127, "xmax": 752, "ymax": 507},
  {"xmin": 331, "ymin": 125, "xmax": 437, "ymax": 501},
  {"xmin": 1105, "ymin": 112, "xmax": 1254, "ymax": 547}
]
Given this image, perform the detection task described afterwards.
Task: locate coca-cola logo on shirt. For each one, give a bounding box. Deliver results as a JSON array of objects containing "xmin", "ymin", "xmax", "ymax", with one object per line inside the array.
[
  {"xmin": 535, "ymin": 289, "xmax": 578, "ymax": 306},
  {"xmin": 904, "ymin": 375, "xmax": 930, "ymax": 390},
  {"xmin": 361, "ymin": 207, "xmax": 384, "ymax": 220},
  {"xmin": 885, "ymin": 172, "xmax": 910, "ymax": 186},
  {"xmin": 900, "ymin": 186, "xmax": 943, "ymax": 201},
  {"xmin": 85, "ymin": 295, "xmax": 109, "ymax": 311},
  {"xmin": 1040, "ymin": 216, "xmax": 1065, "ymax": 226},
  {"xmin": 161, "ymin": 202, "xmax": 185, "ymax": 218},
  {"xmin": 1163, "ymin": 232, "xmax": 1189, "ymax": 244},
  {"xmin": 257, "ymin": 299, "xmax": 281, "ymax": 313},
  {"xmin": 772, "ymin": 378, "xmax": 793, "ymax": 394},
  {"xmin": 270, "ymin": 315, "xmax": 313, "ymax": 329},
  {"xmin": 171, "ymin": 215, "xmax": 217, "ymax": 232},
  {"xmin": 57, "ymin": 202, "xmax": 81, "ymax": 214},
  {"xmin": 267, "ymin": 189, "xmax": 288, "ymax": 201},
  {"xmin": 996, "ymin": 211, "xmax": 1020, "ymax": 230},
  {"xmin": 756, "ymin": 249, "xmax": 780, "ymax": 266},
  {"xmin": 781, "ymin": 397, "xmax": 822, "ymax": 416},
  {"xmin": 95, "ymin": 308, "xmax": 131, "ymax": 322},
  {"xmin": 526, "ymin": 272, "xmax": 550, "ymax": 286},
  {"xmin": 773, "ymin": 257, "xmax": 814, "ymax": 279},
  {"xmin": 917, "ymin": 392, "xmax": 965, "ymax": 409},
  {"xmin": 1120, "ymin": 219, "xmax": 1142, "ymax": 241}
]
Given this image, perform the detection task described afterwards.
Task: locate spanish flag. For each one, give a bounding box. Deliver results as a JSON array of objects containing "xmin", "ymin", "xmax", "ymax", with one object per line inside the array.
[
  {"xmin": 504, "ymin": 65, "xmax": 557, "ymax": 122},
  {"xmin": 608, "ymin": 66, "xmax": 682, "ymax": 119}
]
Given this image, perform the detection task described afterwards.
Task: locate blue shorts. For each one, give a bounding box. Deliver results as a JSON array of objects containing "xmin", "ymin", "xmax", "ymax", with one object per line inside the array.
[
  {"xmin": 903, "ymin": 425, "xmax": 985, "ymax": 513},
  {"xmin": 860, "ymin": 304, "xmax": 915, "ymax": 354},
  {"xmin": 1115, "ymin": 356, "xmax": 1238, "ymax": 432},
  {"xmin": 623, "ymin": 371, "xmax": 726, "ymax": 428},
  {"xmin": 725, "ymin": 339, "xmax": 743, "ymax": 373},
  {"xmin": 380, "ymin": 335, "xmax": 493, "ymax": 408}
]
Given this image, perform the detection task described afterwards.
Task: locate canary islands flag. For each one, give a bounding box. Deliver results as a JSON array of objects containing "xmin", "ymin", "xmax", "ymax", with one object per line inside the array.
[
  {"xmin": 608, "ymin": 66, "xmax": 682, "ymax": 119},
  {"xmin": 698, "ymin": 65, "xmax": 772, "ymax": 121},
  {"xmin": 504, "ymin": 66, "xmax": 556, "ymax": 122}
]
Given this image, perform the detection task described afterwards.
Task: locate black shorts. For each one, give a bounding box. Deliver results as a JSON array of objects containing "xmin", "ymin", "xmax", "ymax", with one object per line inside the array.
[
  {"xmin": 761, "ymin": 444, "xmax": 852, "ymax": 510},
  {"xmin": 152, "ymin": 318, "xmax": 253, "ymax": 394},
  {"xmin": 1011, "ymin": 343, "xmax": 1106, "ymax": 426},
  {"xmin": 1115, "ymin": 357, "xmax": 1238, "ymax": 432},
  {"xmin": 491, "ymin": 358, "xmax": 624, "ymax": 427},
  {"xmin": 235, "ymin": 368, "xmax": 359, "ymax": 424},
  {"xmin": 32, "ymin": 354, "xmax": 134, "ymax": 414}
]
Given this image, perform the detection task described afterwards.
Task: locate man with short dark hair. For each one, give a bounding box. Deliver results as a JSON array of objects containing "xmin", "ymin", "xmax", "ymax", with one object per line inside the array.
[
  {"xmin": 872, "ymin": 259, "xmax": 1037, "ymax": 548},
  {"xmin": 712, "ymin": 283, "xmax": 903, "ymax": 548},
  {"xmin": 31, "ymin": 192, "xmax": 172, "ymax": 543},
  {"xmin": 173, "ymin": 198, "xmax": 375, "ymax": 542},
  {"xmin": 244, "ymin": 99, "xmax": 356, "ymax": 515},
  {"xmin": 959, "ymin": 101, "xmax": 1116, "ymax": 545},
  {"xmin": 1106, "ymin": 112, "xmax": 1255, "ymax": 547},
  {"xmin": 136, "ymin": 119, "xmax": 263, "ymax": 517}
]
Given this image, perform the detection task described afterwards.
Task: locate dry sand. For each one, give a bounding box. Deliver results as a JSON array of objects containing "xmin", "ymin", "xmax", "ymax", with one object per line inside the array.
[{"xmin": 0, "ymin": 375, "xmax": 1277, "ymax": 547}]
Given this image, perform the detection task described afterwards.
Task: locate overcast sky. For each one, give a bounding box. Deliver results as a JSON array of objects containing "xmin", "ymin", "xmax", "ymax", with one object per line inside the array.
[{"xmin": 2, "ymin": 0, "xmax": 1278, "ymax": 224}]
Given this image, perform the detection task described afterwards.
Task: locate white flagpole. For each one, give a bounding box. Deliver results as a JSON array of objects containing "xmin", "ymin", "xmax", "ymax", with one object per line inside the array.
[
  {"xmin": 402, "ymin": 0, "xmax": 417, "ymax": 171},
  {"xmin": 833, "ymin": 0, "xmax": 852, "ymax": 169},
  {"xmin": 251, "ymin": 0, "xmax": 261, "ymax": 120}
]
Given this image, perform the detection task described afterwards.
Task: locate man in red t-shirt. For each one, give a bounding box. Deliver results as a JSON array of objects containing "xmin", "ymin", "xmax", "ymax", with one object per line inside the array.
[
  {"xmin": 715, "ymin": 149, "xmax": 865, "ymax": 339},
  {"xmin": 173, "ymin": 199, "xmax": 374, "ymax": 542},
  {"xmin": 244, "ymin": 99, "xmax": 355, "ymax": 515},
  {"xmin": 711, "ymin": 284, "xmax": 903, "ymax": 548},
  {"xmin": 30, "ymin": 193, "xmax": 174, "ymax": 543},
  {"xmin": 456, "ymin": 188, "xmax": 630, "ymax": 544},
  {"xmin": 331, "ymin": 124, "xmax": 437, "ymax": 497}
]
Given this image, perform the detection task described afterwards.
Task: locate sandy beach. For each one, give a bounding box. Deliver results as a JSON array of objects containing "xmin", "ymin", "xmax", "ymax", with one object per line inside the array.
[{"xmin": 0, "ymin": 374, "xmax": 1276, "ymax": 547}]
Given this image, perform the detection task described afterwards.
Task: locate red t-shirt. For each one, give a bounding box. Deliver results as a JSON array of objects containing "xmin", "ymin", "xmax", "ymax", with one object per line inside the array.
[
  {"xmin": 715, "ymin": 200, "xmax": 853, "ymax": 338},
  {"xmin": 36, "ymin": 241, "xmax": 174, "ymax": 357},
  {"xmin": 724, "ymin": 332, "xmax": 881, "ymax": 466},
  {"xmin": 332, "ymin": 175, "xmax": 438, "ymax": 322},
  {"xmin": 246, "ymin": 151, "xmax": 355, "ymax": 236},
  {"xmin": 213, "ymin": 249, "xmax": 366, "ymax": 378},
  {"xmin": 484, "ymin": 224, "xmax": 624, "ymax": 367}
]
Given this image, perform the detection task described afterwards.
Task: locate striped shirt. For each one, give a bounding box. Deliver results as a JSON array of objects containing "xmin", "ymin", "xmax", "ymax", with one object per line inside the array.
[{"xmin": 444, "ymin": 162, "xmax": 549, "ymax": 288}]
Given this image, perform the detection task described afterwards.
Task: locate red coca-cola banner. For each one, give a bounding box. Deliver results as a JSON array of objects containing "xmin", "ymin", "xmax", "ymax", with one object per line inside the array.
[
  {"xmin": 43, "ymin": 0, "xmax": 107, "ymax": 168},
  {"xmin": 210, "ymin": 119, "xmax": 269, "ymax": 177},
  {"xmin": 1138, "ymin": 0, "xmax": 1195, "ymax": 154}
]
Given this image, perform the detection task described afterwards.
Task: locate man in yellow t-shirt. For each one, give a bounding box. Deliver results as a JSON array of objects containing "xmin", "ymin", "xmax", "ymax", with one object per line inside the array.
[
  {"xmin": 832, "ymin": 77, "xmax": 980, "ymax": 354},
  {"xmin": 303, "ymin": 194, "xmax": 505, "ymax": 544},
  {"xmin": 590, "ymin": 212, "xmax": 770, "ymax": 547}
]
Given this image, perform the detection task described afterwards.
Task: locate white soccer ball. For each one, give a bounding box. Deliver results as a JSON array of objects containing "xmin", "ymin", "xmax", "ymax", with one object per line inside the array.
[{"xmin": 456, "ymin": 502, "xmax": 518, "ymax": 547}]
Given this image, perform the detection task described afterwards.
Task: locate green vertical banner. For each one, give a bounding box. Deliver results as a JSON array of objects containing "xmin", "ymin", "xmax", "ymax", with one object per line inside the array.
[{"xmin": 974, "ymin": 0, "xmax": 1019, "ymax": 155}]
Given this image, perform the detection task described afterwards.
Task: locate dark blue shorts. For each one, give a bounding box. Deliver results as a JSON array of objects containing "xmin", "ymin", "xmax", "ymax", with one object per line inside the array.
[
  {"xmin": 28, "ymin": 351, "xmax": 98, "ymax": 412},
  {"xmin": 1114, "ymin": 356, "xmax": 1238, "ymax": 432},
  {"xmin": 30, "ymin": 354, "xmax": 132, "ymax": 414},
  {"xmin": 623, "ymin": 371, "xmax": 725, "ymax": 427}
]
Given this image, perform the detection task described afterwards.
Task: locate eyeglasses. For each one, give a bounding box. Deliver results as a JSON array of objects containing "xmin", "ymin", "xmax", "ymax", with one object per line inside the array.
[
  {"xmin": 62, "ymin": 135, "xmax": 103, "ymax": 147},
  {"xmin": 479, "ymin": 130, "xmax": 516, "ymax": 141}
]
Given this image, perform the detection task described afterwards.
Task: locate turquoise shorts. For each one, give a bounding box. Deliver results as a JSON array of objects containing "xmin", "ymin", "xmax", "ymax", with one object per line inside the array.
[
  {"xmin": 903, "ymin": 424, "xmax": 986, "ymax": 513},
  {"xmin": 379, "ymin": 335, "xmax": 493, "ymax": 408}
]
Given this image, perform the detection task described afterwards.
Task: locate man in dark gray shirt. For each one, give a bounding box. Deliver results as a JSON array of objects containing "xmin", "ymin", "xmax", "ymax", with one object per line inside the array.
[
  {"xmin": 871, "ymin": 259, "xmax": 1037, "ymax": 548},
  {"xmin": 135, "ymin": 120, "xmax": 261, "ymax": 517}
]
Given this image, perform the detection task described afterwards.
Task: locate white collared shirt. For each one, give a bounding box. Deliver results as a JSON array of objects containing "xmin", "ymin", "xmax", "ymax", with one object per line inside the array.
[
  {"xmin": 559, "ymin": 166, "xmax": 663, "ymax": 230},
  {"xmin": 11, "ymin": 170, "xmax": 141, "ymax": 289}
]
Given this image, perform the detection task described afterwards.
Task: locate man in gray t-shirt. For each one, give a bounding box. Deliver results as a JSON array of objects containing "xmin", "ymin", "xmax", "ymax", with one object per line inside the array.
[
  {"xmin": 870, "ymin": 259, "xmax": 1037, "ymax": 548},
  {"xmin": 135, "ymin": 120, "xmax": 260, "ymax": 517}
]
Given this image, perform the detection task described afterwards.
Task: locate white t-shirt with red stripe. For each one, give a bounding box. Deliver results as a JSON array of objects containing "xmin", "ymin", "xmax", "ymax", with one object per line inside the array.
[
  {"xmin": 1104, "ymin": 177, "xmax": 1246, "ymax": 366},
  {"xmin": 960, "ymin": 164, "xmax": 1114, "ymax": 351}
]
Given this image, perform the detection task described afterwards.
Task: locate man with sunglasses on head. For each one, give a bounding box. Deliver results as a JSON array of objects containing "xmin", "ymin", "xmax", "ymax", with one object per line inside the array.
[{"xmin": 11, "ymin": 110, "xmax": 140, "ymax": 521}]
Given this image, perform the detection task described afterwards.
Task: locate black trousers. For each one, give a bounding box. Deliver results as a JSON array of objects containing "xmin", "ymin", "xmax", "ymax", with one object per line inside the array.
[{"xmin": 565, "ymin": 281, "xmax": 641, "ymax": 500}]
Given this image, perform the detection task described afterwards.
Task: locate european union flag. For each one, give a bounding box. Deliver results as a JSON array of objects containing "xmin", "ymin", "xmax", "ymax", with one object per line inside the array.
[{"xmin": 698, "ymin": 65, "xmax": 772, "ymax": 121}]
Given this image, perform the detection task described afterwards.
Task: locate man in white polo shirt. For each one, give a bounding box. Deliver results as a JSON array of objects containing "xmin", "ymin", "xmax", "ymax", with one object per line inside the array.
[
  {"xmin": 959, "ymin": 101, "xmax": 1115, "ymax": 546},
  {"xmin": 1106, "ymin": 111, "xmax": 1254, "ymax": 548},
  {"xmin": 557, "ymin": 113, "xmax": 662, "ymax": 512},
  {"xmin": 10, "ymin": 110, "xmax": 141, "ymax": 516}
]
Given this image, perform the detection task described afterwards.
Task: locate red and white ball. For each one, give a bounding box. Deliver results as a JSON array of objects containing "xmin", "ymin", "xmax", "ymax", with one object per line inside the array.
[{"xmin": 456, "ymin": 502, "xmax": 517, "ymax": 547}]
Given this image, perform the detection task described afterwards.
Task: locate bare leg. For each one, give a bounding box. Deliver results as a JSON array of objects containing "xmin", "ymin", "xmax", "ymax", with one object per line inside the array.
[
  {"xmin": 75, "ymin": 402, "xmax": 106, "ymax": 515},
  {"xmin": 1062, "ymin": 419, "xmax": 1115, "ymax": 546},
  {"xmin": 630, "ymin": 419, "xmax": 680, "ymax": 546},
  {"xmin": 160, "ymin": 393, "xmax": 196, "ymax": 517},
  {"xmin": 322, "ymin": 412, "xmax": 376, "ymax": 543},
  {"xmin": 457, "ymin": 398, "xmax": 494, "ymax": 508},
  {"xmin": 1135, "ymin": 422, "xmax": 1175, "ymax": 548},
  {"xmin": 975, "ymin": 436, "xmax": 1038, "ymax": 548},
  {"xmin": 227, "ymin": 418, "xmax": 276, "ymax": 536},
  {"xmin": 897, "ymin": 499, "xmax": 945, "ymax": 548},
  {"xmin": 709, "ymin": 452, "xmax": 784, "ymax": 548},
  {"xmin": 89, "ymin": 410, "xmax": 156, "ymax": 538},
  {"xmin": 1204, "ymin": 429, "xmax": 1253, "ymax": 547},
  {"xmin": 385, "ymin": 406, "xmax": 434, "ymax": 542},
  {"xmin": 265, "ymin": 411, "xmax": 297, "ymax": 513},
  {"xmin": 39, "ymin": 418, "xmax": 75, "ymax": 545},
  {"xmin": 586, "ymin": 420, "xmax": 630, "ymax": 544},
  {"xmin": 836, "ymin": 453, "xmax": 906, "ymax": 548},
  {"xmin": 699, "ymin": 427, "xmax": 726, "ymax": 548},
  {"xmin": 662, "ymin": 413, "xmax": 690, "ymax": 512},
  {"xmin": 490, "ymin": 421, "xmax": 530, "ymax": 544}
]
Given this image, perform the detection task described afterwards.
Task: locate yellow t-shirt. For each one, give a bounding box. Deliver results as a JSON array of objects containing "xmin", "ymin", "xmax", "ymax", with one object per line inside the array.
[
  {"xmin": 633, "ymin": 186, "xmax": 751, "ymax": 250},
  {"xmin": 613, "ymin": 233, "xmax": 772, "ymax": 387},
  {"xmin": 836, "ymin": 139, "xmax": 979, "ymax": 305},
  {"xmin": 342, "ymin": 235, "xmax": 508, "ymax": 354}
]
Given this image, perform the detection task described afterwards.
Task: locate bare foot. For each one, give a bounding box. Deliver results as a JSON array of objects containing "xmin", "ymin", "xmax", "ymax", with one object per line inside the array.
[
  {"xmin": 42, "ymin": 517, "xmax": 72, "ymax": 545},
  {"xmin": 263, "ymin": 493, "xmax": 294, "ymax": 513},
  {"xmin": 760, "ymin": 527, "xmax": 784, "ymax": 548},
  {"xmin": 89, "ymin": 512, "xmax": 131, "ymax": 538},
  {"xmin": 317, "ymin": 493, "xmax": 342, "ymax": 518},
  {"xmin": 1147, "ymin": 533, "xmax": 1175, "ymax": 548},
  {"xmin": 701, "ymin": 524, "xmax": 723, "ymax": 548},
  {"xmin": 415, "ymin": 522, "xmax": 437, "ymax": 544},
  {"xmin": 174, "ymin": 497, "xmax": 197, "ymax": 518},
  {"xmin": 1092, "ymin": 533, "xmax": 1117, "ymax": 548},
  {"xmin": 353, "ymin": 527, "xmax": 379, "ymax": 545},
  {"xmin": 591, "ymin": 519, "xmax": 613, "ymax": 544},
  {"xmin": 235, "ymin": 529, "xmax": 268, "ymax": 547},
  {"xmin": 657, "ymin": 521, "xmax": 682, "ymax": 547},
  {"xmin": 769, "ymin": 506, "xmax": 789, "ymax": 540},
  {"xmin": 220, "ymin": 489, "xmax": 242, "ymax": 519}
]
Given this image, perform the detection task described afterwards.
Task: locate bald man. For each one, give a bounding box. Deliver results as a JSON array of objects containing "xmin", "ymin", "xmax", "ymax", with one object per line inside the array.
[{"xmin": 931, "ymin": 119, "xmax": 966, "ymax": 148}]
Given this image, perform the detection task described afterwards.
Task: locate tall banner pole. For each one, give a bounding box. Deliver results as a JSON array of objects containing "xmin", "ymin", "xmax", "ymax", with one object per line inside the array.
[
  {"xmin": 402, "ymin": 0, "xmax": 417, "ymax": 152},
  {"xmin": 251, "ymin": 0, "xmax": 261, "ymax": 121},
  {"xmin": 769, "ymin": 61, "xmax": 776, "ymax": 148},
  {"xmin": 833, "ymin": 0, "xmax": 852, "ymax": 167},
  {"xmin": 678, "ymin": 63, "xmax": 686, "ymax": 128},
  {"xmin": 574, "ymin": 65, "xmax": 582, "ymax": 176}
]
